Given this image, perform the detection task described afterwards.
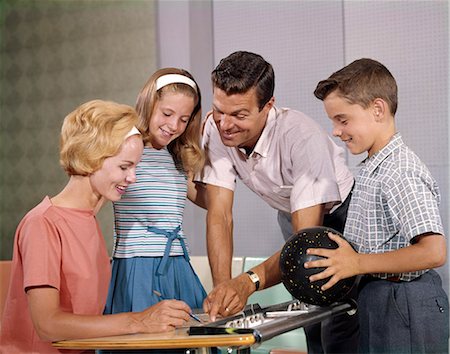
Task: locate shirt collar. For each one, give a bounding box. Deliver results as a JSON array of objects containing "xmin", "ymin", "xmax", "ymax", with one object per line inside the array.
[
  {"xmin": 363, "ymin": 132, "xmax": 402, "ymax": 174},
  {"xmin": 237, "ymin": 106, "xmax": 277, "ymax": 158}
]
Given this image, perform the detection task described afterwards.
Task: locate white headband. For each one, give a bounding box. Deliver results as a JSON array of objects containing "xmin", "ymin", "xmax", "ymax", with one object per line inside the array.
[
  {"xmin": 155, "ymin": 74, "xmax": 197, "ymax": 91},
  {"xmin": 124, "ymin": 126, "xmax": 141, "ymax": 140}
]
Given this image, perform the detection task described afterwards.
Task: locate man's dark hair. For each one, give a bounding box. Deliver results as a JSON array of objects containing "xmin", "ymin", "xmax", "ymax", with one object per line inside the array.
[{"xmin": 212, "ymin": 51, "xmax": 275, "ymax": 111}]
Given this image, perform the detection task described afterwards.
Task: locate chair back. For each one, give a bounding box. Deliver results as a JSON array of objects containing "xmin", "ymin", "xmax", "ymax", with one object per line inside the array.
[
  {"xmin": 0, "ymin": 260, "xmax": 12, "ymax": 328},
  {"xmin": 190, "ymin": 256, "xmax": 244, "ymax": 294}
]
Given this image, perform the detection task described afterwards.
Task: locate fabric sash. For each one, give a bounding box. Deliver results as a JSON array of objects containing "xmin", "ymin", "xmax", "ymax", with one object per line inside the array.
[{"xmin": 147, "ymin": 225, "xmax": 190, "ymax": 275}]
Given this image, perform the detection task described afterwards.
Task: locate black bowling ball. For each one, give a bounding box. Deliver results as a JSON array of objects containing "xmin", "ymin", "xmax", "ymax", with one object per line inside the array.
[{"xmin": 279, "ymin": 226, "xmax": 356, "ymax": 306}]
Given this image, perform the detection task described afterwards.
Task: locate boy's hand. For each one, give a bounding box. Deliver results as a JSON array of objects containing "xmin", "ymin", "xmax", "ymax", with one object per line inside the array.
[{"xmin": 304, "ymin": 232, "xmax": 360, "ymax": 291}]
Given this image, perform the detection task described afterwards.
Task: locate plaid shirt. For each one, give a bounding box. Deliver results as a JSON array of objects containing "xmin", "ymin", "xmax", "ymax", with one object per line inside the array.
[{"xmin": 344, "ymin": 133, "xmax": 445, "ymax": 281}]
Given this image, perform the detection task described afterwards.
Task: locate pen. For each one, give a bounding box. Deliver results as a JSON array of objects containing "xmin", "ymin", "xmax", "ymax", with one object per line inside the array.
[
  {"xmin": 188, "ymin": 312, "xmax": 203, "ymax": 323},
  {"xmin": 152, "ymin": 290, "xmax": 203, "ymax": 323}
]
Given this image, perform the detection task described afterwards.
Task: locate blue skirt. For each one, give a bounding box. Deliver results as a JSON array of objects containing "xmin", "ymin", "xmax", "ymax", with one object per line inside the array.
[{"xmin": 104, "ymin": 256, "xmax": 207, "ymax": 314}]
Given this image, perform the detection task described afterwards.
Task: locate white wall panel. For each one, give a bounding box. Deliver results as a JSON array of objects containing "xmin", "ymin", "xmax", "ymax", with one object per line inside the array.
[
  {"xmin": 343, "ymin": 0, "xmax": 449, "ymax": 292},
  {"xmin": 210, "ymin": 0, "xmax": 345, "ymax": 256},
  {"xmin": 157, "ymin": 0, "xmax": 449, "ymax": 294}
]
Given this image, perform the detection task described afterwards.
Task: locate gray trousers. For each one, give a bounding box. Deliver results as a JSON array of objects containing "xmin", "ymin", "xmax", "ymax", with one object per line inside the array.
[
  {"xmin": 358, "ymin": 270, "xmax": 449, "ymax": 354},
  {"xmin": 277, "ymin": 191, "xmax": 359, "ymax": 354}
]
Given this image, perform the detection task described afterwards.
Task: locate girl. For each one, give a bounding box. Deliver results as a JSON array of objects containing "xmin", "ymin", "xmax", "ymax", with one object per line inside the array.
[{"xmin": 104, "ymin": 68, "xmax": 207, "ymax": 315}]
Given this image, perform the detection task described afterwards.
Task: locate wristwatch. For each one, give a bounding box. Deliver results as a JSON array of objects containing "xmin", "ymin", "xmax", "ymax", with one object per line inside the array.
[{"xmin": 246, "ymin": 270, "xmax": 260, "ymax": 291}]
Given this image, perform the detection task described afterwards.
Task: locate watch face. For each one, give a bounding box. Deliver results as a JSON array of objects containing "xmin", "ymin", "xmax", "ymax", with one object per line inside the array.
[
  {"xmin": 250, "ymin": 273, "xmax": 258, "ymax": 281},
  {"xmin": 247, "ymin": 271, "xmax": 260, "ymax": 290}
]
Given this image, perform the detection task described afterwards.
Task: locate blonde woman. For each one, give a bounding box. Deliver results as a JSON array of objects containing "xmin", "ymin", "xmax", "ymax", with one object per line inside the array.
[{"xmin": 0, "ymin": 100, "xmax": 191, "ymax": 354}]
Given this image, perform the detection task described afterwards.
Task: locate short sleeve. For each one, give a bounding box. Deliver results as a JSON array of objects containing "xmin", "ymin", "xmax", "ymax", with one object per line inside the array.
[
  {"xmin": 18, "ymin": 215, "xmax": 62, "ymax": 291},
  {"xmin": 385, "ymin": 170, "xmax": 444, "ymax": 242},
  {"xmin": 289, "ymin": 131, "xmax": 341, "ymax": 212}
]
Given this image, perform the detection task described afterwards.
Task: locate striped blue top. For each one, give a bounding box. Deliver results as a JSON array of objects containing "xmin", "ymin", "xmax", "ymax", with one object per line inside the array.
[{"xmin": 112, "ymin": 147, "xmax": 189, "ymax": 258}]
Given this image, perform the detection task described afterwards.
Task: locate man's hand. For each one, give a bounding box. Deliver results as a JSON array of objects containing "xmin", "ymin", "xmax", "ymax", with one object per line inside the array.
[
  {"xmin": 203, "ymin": 274, "xmax": 255, "ymax": 322},
  {"xmin": 305, "ymin": 232, "xmax": 360, "ymax": 291}
]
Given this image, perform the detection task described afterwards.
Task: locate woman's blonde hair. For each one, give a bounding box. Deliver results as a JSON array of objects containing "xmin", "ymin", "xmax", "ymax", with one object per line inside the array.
[
  {"xmin": 135, "ymin": 67, "xmax": 204, "ymax": 174},
  {"xmin": 60, "ymin": 99, "xmax": 139, "ymax": 176}
]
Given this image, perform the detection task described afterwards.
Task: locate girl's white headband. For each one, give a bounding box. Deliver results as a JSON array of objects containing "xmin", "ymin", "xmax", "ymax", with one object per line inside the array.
[{"xmin": 155, "ymin": 74, "xmax": 197, "ymax": 91}]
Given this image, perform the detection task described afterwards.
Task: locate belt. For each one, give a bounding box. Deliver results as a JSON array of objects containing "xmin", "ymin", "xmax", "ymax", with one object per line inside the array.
[
  {"xmin": 385, "ymin": 275, "xmax": 401, "ymax": 282},
  {"xmin": 147, "ymin": 225, "xmax": 190, "ymax": 275},
  {"xmin": 363, "ymin": 275, "xmax": 402, "ymax": 284}
]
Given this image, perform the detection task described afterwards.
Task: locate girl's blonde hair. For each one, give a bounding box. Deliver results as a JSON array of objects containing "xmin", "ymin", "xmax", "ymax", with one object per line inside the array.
[
  {"xmin": 60, "ymin": 99, "xmax": 139, "ymax": 176},
  {"xmin": 135, "ymin": 67, "xmax": 204, "ymax": 174}
]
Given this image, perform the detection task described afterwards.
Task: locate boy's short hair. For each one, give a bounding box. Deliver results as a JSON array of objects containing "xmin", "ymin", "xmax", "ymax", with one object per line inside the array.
[
  {"xmin": 60, "ymin": 99, "xmax": 139, "ymax": 176},
  {"xmin": 314, "ymin": 58, "xmax": 398, "ymax": 115},
  {"xmin": 212, "ymin": 51, "xmax": 275, "ymax": 111}
]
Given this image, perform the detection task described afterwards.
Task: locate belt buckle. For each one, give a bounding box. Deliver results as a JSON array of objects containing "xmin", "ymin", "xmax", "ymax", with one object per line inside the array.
[{"xmin": 386, "ymin": 275, "xmax": 401, "ymax": 282}]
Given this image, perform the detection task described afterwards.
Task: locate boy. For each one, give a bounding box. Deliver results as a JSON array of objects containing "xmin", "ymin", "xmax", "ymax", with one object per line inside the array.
[{"xmin": 309, "ymin": 58, "xmax": 449, "ymax": 353}]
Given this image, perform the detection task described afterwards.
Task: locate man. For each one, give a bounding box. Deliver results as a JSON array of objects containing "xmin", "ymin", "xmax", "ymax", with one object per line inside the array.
[{"xmin": 199, "ymin": 51, "xmax": 357, "ymax": 353}]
